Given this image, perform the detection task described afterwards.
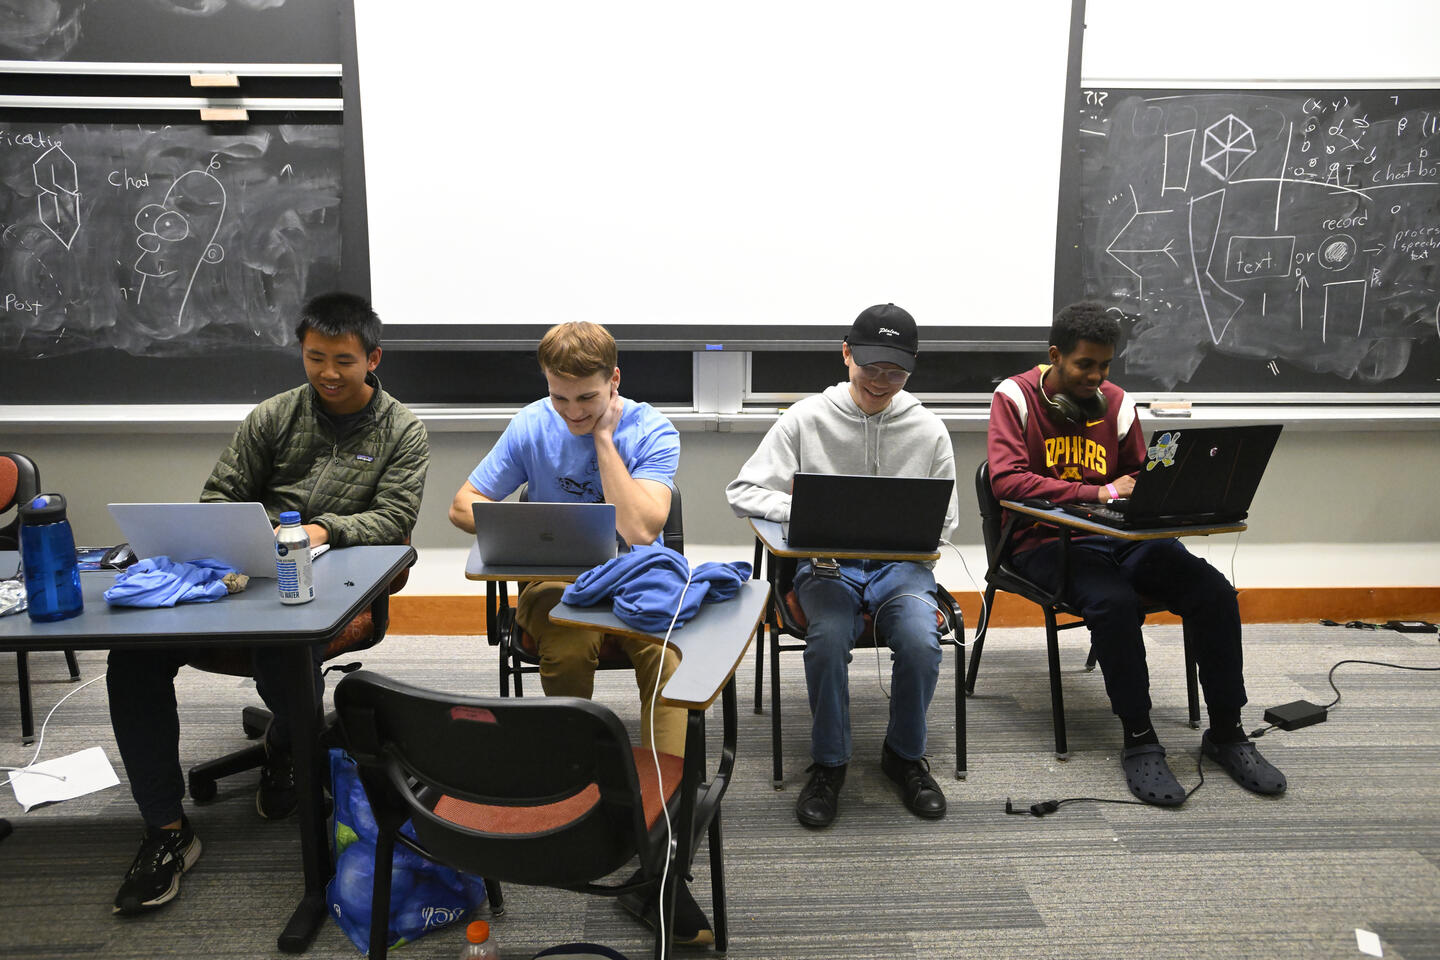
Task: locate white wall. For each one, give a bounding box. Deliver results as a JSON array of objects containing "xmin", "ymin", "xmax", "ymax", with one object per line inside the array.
[{"xmin": 7, "ymin": 420, "xmax": 1437, "ymax": 592}]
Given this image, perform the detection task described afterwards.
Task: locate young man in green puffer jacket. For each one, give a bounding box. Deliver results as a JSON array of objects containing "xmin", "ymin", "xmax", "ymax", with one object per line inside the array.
[{"xmin": 106, "ymin": 292, "xmax": 429, "ymax": 917}]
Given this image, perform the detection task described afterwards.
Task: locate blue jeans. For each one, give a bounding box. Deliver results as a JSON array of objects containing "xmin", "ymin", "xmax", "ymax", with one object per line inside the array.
[
  {"xmin": 793, "ymin": 559, "xmax": 942, "ymax": 766},
  {"xmin": 1010, "ymin": 536, "xmax": 1246, "ymax": 719}
]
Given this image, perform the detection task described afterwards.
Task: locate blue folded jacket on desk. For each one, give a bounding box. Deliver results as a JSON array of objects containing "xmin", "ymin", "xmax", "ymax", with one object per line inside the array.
[
  {"xmin": 561, "ymin": 545, "xmax": 751, "ymax": 633},
  {"xmin": 104, "ymin": 556, "xmax": 244, "ymax": 608}
]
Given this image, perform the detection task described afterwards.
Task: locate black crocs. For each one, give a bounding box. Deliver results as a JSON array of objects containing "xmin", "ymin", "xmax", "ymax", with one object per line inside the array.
[
  {"xmin": 1201, "ymin": 732, "xmax": 1287, "ymax": 796},
  {"xmin": 1121, "ymin": 742, "xmax": 1186, "ymax": 807}
]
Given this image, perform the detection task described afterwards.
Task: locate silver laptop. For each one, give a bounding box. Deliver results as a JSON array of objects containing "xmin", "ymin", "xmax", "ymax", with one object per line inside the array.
[
  {"xmin": 472, "ymin": 501, "xmax": 618, "ymax": 567},
  {"xmin": 107, "ymin": 502, "xmax": 327, "ymax": 578}
]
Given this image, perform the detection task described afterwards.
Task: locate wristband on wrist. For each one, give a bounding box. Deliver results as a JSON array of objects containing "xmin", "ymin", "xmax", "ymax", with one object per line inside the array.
[{"xmin": 1105, "ymin": 483, "xmax": 1118, "ymax": 500}]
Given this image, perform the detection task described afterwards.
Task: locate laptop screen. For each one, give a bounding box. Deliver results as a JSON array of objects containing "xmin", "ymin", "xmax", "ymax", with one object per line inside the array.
[{"xmin": 786, "ymin": 473, "xmax": 952, "ymax": 553}]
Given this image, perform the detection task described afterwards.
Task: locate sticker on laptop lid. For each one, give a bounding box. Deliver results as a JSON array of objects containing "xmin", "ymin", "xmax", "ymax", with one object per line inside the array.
[{"xmin": 1145, "ymin": 431, "xmax": 1180, "ymax": 470}]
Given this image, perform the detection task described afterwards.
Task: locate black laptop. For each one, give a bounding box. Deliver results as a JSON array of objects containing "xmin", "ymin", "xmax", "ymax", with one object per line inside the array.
[
  {"xmin": 784, "ymin": 473, "xmax": 953, "ymax": 552},
  {"xmin": 1057, "ymin": 424, "xmax": 1282, "ymax": 530}
]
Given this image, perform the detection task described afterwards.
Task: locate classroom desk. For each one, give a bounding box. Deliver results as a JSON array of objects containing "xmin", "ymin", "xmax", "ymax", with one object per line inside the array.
[
  {"xmin": 746, "ymin": 517, "xmax": 964, "ymax": 785},
  {"xmin": 997, "ymin": 500, "xmax": 1247, "ymax": 541},
  {"xmin": 463, "ymin": 541, "xmax": 596, "ymax": 694},
  {"xmin": 0, "ymin": 545, "xmax": 416, "ymax": 954},
  {"xmin": 550, "ymin": 578, "xmax": 769, "ymax": 957}
]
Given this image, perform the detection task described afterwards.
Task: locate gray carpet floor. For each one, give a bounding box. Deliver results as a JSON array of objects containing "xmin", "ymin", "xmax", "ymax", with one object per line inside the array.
[{"xmin": 2, "ymin": 621, "xmax": 1438, "ymax": 959}]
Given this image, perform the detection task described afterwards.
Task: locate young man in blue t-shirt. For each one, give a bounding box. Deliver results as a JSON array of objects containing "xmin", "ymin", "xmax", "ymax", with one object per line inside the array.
[
  {"xmin": 449, "ymin": 321, "xmax": 682, "ymax": 754},
  {"xmin": 449, "ymin": 322, "xmax": 710, "ymax": 945}
]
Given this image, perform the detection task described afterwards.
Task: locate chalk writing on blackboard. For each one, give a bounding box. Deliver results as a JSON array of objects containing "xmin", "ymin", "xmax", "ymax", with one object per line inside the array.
[
  {"xmin": 1080, "ymin": 89, "xmax": 1440, "ymax": 389},
  {"xmin": 1, "ymin": 122, "xmax": 341, "ymax": 358}
]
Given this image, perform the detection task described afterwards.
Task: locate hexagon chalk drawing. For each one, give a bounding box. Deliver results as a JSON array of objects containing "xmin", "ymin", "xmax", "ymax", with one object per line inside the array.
[
  {"xmin": 1200, "ymin": 114, "xmax": 1256, "ymax": 182},
  {"xmin": 34, "ymin": 144, "xmax": 81, "ymax": 249}
]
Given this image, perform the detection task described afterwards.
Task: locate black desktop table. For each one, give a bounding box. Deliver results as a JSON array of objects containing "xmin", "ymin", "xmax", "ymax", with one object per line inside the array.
[{"xmin": 0, "ymin": 544, "xmax": 416, "ymax": 953}]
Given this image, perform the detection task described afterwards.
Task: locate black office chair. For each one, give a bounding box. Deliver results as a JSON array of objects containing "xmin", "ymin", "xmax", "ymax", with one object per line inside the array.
[
  {"xmin": 969, "ymin": 461, "xmax": 1198, "ymax": 759},
  {"xmin": 749, "ymin": 543, "xmax": 965, "ymax": 786},
  {"xmin": 336, "ymin": 669, "xmax": 720, "ymax": 960},
  {"xmin": 494, "ymin": 488, "xmax": 685, "ymax": 697},
  {"xmin": 0, "ymin": 451, "xmax": 82, "ymax": 744},
  {"xmin": 184, "ymin": 556, "xmax": 412, "ymax": 802}
]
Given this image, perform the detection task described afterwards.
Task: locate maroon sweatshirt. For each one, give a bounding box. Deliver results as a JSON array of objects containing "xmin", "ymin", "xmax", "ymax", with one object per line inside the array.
[{"xmin": 986, "ymin": 365, "xmax": 1146, "ymax": 554}]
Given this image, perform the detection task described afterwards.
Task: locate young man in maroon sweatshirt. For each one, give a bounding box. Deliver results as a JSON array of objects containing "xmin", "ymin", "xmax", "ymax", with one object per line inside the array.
[{"xmin": 986, "ymin": 301, "xmax": 1286, "ymax": 806}]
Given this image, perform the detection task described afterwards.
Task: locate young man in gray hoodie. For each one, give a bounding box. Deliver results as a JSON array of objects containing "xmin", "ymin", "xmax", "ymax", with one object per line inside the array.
[{"xmin": 726, "ymin": 304, "xmax": 959, "ymax": 828}]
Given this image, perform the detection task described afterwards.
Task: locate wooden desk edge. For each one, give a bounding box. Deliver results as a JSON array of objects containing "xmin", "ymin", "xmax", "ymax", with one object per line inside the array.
[
  {"xmin": 549, "ymin": 587, "xmax": 769, "ymax": 711},
  {"xmin": 747, "ymin": 517, "xmax": 941, "ymax": 563},
  {"xmin": 998, "ymin": 500, "xmax": 1247, "ymax": 540}
]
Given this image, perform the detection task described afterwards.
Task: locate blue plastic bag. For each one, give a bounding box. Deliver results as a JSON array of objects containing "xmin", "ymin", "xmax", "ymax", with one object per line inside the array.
[{"xmin": 327, "ymin": 748, "xmax": 488, "ymax": 954}]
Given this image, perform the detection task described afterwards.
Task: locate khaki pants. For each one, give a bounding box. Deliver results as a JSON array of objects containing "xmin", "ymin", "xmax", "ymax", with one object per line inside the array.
[{"xmin": 515, "ymin": 581, "xmax": 687, "ymax": 756}]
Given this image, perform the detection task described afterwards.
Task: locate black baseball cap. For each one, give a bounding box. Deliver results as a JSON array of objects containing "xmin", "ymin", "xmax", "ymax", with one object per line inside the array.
[{"xmin": 845, "ymin": 303, "xmax": 919, "ymax": 371}]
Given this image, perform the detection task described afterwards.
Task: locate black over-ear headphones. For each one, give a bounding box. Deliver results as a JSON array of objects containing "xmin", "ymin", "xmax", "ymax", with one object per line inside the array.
[{"xmin": 1038, "ymin": 372, "xmax": 1107, "ymax": 425}]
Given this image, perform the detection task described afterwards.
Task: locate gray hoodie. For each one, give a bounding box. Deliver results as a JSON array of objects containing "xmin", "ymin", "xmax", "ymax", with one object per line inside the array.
[{"xmin": 726, "ymin": 382, "xmax": 959, "ymax": 547}]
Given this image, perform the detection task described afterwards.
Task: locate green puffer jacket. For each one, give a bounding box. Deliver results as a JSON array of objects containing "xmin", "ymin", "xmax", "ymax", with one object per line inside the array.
[{"xmin": 201, "ymin": 374, "xmax": 429, "ymax": 548}]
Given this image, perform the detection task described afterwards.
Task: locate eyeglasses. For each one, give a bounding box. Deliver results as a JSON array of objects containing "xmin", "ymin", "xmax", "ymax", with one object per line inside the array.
[{"xmin": 855, "ymin": 363, "xmax": 910, "ymax": 385}]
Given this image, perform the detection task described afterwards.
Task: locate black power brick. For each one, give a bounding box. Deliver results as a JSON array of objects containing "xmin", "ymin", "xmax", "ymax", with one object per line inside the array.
[{"xmin": 1263, "ymin": 699, "xmax": 1328, "ymax": 731}]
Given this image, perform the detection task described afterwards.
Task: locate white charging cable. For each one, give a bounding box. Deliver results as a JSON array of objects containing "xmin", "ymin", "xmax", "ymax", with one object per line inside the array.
[
  {"xmin": 1, "ymin": 673, "xmax": 105, "ymax": 788},
  {"xmin": 647, "ymin": 560, "xmax": 695, "ymax": 947},
  {"xmin": 864, "ymin": 540, "xmax": 982, "ymax": 699}
]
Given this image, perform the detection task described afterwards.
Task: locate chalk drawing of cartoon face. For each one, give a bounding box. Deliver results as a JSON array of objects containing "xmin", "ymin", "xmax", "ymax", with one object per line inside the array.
[{"xmin": 131, "ymin": 166, "xmax": 226, "ymax": 328}]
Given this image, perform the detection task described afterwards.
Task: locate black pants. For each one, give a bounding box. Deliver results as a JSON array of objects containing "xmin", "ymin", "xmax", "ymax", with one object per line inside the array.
[
  {"xmin": 106, "ymin": 645, "xmax": 323, "ymax": 828},
  {"xmin": 1010, "ymin": 536, "xmax": 1247, "ymax": 720}
]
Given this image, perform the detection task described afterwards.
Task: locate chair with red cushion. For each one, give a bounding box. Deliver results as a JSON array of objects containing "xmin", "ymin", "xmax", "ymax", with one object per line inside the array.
[
  {"xmin": 0, "ymin": 451, "xmax": 82, "ymax": 744},
  {"xmin": 337, "ymin": 669, "xmax": 721, "ymax": 960},
  {"xmin": 750, "ymin": 546, "xmax": 965, "ymax": 787}
]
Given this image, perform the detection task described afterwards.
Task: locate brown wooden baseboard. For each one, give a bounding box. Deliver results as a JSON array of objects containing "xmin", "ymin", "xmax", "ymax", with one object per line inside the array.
[{"xmin": 389, "ymin": 587, "xmax": 1440, "ymax": 636}]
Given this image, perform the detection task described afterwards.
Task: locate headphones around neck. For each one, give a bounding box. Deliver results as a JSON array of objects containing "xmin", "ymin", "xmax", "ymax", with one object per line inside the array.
[{"xmin": 1038, "ymin": 371, "xmax": 1108, "ymax": 425}]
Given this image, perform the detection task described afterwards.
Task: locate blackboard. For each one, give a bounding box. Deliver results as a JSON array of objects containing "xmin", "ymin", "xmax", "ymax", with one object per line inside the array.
[
  {"xmin": 1067, "ymin": 85, "xmax": 1440, "ymax": 395},
  {"xmin": 0, "ymin": 119, "xmax": 343, "ymax": 359},
  {"xmin": 0, "ymin": 0, "xmax": 341, "ymax": 64}
]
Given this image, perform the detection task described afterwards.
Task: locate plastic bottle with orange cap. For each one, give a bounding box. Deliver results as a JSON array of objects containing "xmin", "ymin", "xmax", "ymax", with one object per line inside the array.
[{"xmin": 460, "ymin": 919, "xmax": 499, "ymax": 959}]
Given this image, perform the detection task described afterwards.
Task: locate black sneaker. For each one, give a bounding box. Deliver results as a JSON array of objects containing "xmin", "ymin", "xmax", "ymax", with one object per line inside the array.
[
  {"xmin": 880, "ymin": 741, "xmax": 946, "ymax": 819},
  {"xmin": 256, "ymin": 740, "xmax": 297, "ymax": 820},
  {"xmin": 617, "ymin": 877, "xmax": 714, "ymax": 948},
  {"xmin": 113, "ymin": 816, "xmax": 202, "ymax": 915},
  {"xmin": 795, "ymin": 762, "xmax": 846, "ymax": 828}
]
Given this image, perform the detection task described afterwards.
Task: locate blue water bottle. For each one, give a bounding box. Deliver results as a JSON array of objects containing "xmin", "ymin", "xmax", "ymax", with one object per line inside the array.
[{"xmin": 19, "ymin": 493, "xmax": 84, "ymax": 623}]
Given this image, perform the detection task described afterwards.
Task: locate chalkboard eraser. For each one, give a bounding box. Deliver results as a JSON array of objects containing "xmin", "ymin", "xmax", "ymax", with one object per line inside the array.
[
  {"xmin": 1149, "ymin": 401, "xmax": 1192, "ymax": 417},
  {"xmin": 201, "ymin": 107, "xmax": 249, "ymax": 122},
  {"xmin": 191, "ymin": 73, "xmax": 240, "ymax": 88}
]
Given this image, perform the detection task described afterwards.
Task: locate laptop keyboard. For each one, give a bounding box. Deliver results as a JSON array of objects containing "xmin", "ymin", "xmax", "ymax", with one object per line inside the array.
[{"xmin": 1076, "ymin": 503, "xmax": 1126, "ymax": 523}]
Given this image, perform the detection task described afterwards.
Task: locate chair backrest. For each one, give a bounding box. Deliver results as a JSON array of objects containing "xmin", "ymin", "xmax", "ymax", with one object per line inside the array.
[
  {"xmin": 0, "ymin": 452, "xmax": 41, "ymax": 551},
  {"xmin": 335, "ymin": 670, "xmax": 656, "ymax": 889},
  {"xmin": 974, "ymin": 460, "xmax": 1005, "ymax": 569},
  {"xmin": 660, "ymin": 486, "xmax": 684, "ymax": 553}
]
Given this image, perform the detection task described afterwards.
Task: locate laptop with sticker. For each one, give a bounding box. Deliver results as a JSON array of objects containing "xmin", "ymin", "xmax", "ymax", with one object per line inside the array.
[
  {"xmin": 784, "ymin": 473, "xmax": 953, "ymax": 553},
  {"xmin": 107, "ymin": 502, "xmax": 327, "ymax": 577},
  {"xmin": 472, "ymin": 500, "xmax": 619, "ymax": 567},
  {"xmin": 1057, "ymin": 424, "xmax": 1283, "ymax": 529}
]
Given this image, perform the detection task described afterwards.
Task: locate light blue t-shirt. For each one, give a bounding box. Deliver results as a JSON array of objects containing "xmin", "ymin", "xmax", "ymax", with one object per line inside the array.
[{"xmin": 469, "ymin": 397, "xmax": 680, "ymax": 507}]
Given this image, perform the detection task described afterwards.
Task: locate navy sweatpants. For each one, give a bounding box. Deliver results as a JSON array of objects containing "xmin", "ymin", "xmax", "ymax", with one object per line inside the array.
[{"xmin": 1010, "ymin": 536, "xmax": 1247, "ymax": 720}]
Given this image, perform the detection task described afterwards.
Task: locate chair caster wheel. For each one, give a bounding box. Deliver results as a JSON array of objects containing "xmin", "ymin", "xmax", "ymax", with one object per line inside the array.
[{"xmin": 189, "ymin": 777, "xmax": 217, "ymax": 802}]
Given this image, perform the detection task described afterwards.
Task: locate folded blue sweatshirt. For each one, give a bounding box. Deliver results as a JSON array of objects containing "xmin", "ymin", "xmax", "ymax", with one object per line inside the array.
[
  {"xmin": 104, "ymin": 556, "xmax": 238, "ymax": 608},
  {"xmin": 561, "ymin": 545, "xmax": 752, "ymax": 633}
]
